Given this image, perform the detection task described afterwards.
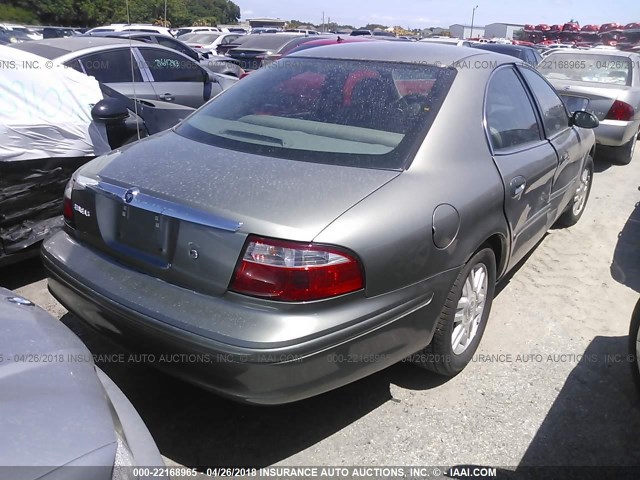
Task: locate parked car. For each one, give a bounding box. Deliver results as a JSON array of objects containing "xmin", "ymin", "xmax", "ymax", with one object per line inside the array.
[
  {"xmin": 472, "ymin": 43, "xmax": 543, "ymax": 66},
  {"xmin": 0, "ymin": 287, "xmax": 166, "ymax": 477},
  {"xmin": 420, "ymin": 37, "xmax": 473, "ymax": 47},
  {"xmin": 350, "ymin": 29, "xmax": 374, "ymax": 36},
  {"xmin": 183, "ymin": 32, "xmax": 244, "ymax": 55},
  {"xmin": 285, "ymin": 35, "xmax": 376, "ymax": 55},
  {"xmin": 0, "ymin": 28, "xmax": 32, "ymax": 43},
  {"xmin": 43, "ymin": 43, "xmax": 598, "ymax": 405},
  {"xmin": 85, "ymin": 24, "xmax": 173, "ymax": 36},
  {"xmin": 540, "ymin": 44, "xmax": 575, "ymax": 57},
  {"xmin": 539, "ymin": 50, "xmax": 640, "ymax": 164},
  {"xmin": 250, "ymin": 27, "xmax": 281, "ymax": 34},
  {"xmin": 42, "ymin": 26, "xmax": 80, "ymax": 39},
  {"xmin": 0, "ymin": 44, "xmax": 194, "ymax": 265},
  {"xmin": 215, "ymin": 34, "xmax": 252, "ymax": 56},
  {"xmin": 11, "ymin": 37, "xmax": 237, "ymax": 108},
  {"xmin": 284, "ymin": 29, "xmax": 320, "ymax": 35},
  {"xmin": 176, "ymin": 26, "xmax": 221, "ymax": 37},
  {"xmin": 226, "ymin": 33, "xmax": 333, "ymax": 70},
  {"xmin": 0, "ymin": 23, "xmax": 42, "ymax": 40},
  {"xmin": 83, "ymin": 31, "xmax": 244, "ymax": 77}
]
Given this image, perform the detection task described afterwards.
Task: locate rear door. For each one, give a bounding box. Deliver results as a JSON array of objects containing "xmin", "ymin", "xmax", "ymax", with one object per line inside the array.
[
  {"xmin": 519, "ymin": 66, "xmax": 586, "ymax": 222},
  {"xmin": 138, "ymin": 47, "xmax": 221, "ymax": 108},
  {"xmin": 74, "ymin": 48, "xmax": 157, "ymax": 101},
  {"xmin": 485, "ymin": 66, "xmax": 558, "ymax": 270}
]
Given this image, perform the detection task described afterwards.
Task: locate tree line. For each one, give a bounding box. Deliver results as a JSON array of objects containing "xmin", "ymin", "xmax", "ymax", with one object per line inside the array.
[{"xmin": 0, "ymin": 0, "xmax": 240, "ymax": 27}]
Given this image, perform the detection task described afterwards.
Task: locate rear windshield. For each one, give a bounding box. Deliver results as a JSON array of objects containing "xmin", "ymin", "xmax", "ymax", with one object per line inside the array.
[
  {"xmin": 233, "ymin": 34, "xmax": 300, "ymax": 50},
  {"xmin": 176, "ymin": 58, "xmax": 456, "ymax": 169},
  {"xmin": 187, "ymin": 33, "xmax": 221, "ymax": 43},
  {"xmin": 9, "ymin": 42, "xmax": 68, "ymax": 59},
  {"xmin": 539, "ymin": 53, "xmax": 633, "ymax": 86}
]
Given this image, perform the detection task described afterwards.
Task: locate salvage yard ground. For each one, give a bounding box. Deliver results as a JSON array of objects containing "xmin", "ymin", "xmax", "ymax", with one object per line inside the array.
[{"xmin": 2, "ymin": 148, "xmax": 640, "ymax": 472}]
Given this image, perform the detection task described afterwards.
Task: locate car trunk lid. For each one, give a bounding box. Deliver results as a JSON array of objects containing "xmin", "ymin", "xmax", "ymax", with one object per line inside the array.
[
  {"xmin": 70, "ymin": 130, "xmax": 400, "ymax": 296},
  {"xmin": 551, "ymin": 81, "xmax": 630, "ymax": 120}
]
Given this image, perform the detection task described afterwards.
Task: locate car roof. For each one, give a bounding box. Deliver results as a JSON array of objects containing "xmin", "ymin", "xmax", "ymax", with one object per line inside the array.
[
  {"xmin": 288, "ymin": 41, "xmax": 506, "ymax": 67},
  {"xmin": 10, "ymin": 37, "xmax": 175, "ymax": 59}
]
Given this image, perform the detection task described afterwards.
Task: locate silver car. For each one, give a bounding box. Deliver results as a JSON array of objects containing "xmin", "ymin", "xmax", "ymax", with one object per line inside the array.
[
  {"xmin": 11, "ymin": 37, "xmax": 236, "ymax": 108},
  {"xmin": 539, "ymin": 50, "xmax": 640, "ymax": 164},
  {"xmin": 0, "ymin": 288, "xmax": 166, "ymax": 479},
  {"xmin": 43, "ymin": 43, "xmax": 598, "ymax": 404}
]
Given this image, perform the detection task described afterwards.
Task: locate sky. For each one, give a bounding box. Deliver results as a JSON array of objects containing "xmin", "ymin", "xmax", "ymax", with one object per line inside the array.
[{"xmin": 236, "ymin": 0, "xmax": 639, "ymax": 29}]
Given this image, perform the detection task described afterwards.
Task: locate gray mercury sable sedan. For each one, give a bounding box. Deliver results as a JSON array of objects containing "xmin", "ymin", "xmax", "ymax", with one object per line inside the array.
[{"xmin": 42, "ymin": 43, "xmax": 599, "ymax": 404}]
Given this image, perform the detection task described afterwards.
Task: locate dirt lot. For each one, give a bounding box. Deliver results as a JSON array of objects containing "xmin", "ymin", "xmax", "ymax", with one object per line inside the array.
[{"xmin": 2, "ymin": 148, "xmax": 640, "ymax": 473}]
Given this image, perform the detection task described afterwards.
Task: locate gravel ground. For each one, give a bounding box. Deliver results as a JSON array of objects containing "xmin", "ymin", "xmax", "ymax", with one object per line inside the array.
[{"xmin": 2, "ymin": 147, "xmax": 640, "ymax": 474}]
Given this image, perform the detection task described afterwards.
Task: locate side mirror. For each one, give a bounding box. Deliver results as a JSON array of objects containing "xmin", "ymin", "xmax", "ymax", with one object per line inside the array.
[
  {"xmin": 571, "ymin": 110, "xmax": 599, "ymax": 129},
  {"xmin": 91, "ymin": 98, "xmax": 129, "ymax": 124}
]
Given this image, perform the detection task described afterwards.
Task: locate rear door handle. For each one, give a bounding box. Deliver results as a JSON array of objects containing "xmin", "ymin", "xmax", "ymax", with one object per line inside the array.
[
  {"xmin": 510, "ymin": 176, "xmax": 526, "ymax": 199},
  {"xmin": 159, "ymin": 93, "xmax": 175, "ymax": 102},
  {"xmin": 560, "ymin": 152, "xmax": 570, "ymax": 164}
]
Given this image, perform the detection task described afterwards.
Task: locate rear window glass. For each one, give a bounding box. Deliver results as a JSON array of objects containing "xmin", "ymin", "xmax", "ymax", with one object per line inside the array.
[
  {"xmin": 539, "ymin": 54, "xmax": 633, "ymax": 86},
  {"xmin": 233, "ymin": 34, "xmax": 301, "ymax": 50},
  {"xmin": 176, "ymin": 58, "xmax": 456, "ymax": 169},
  {"xmin": 187, "ymin": 33, "xmax": 221, "ymax": 43},
  {"xmin": 10, "ymin": 42, "xmax": 68, "ymax": 59}
]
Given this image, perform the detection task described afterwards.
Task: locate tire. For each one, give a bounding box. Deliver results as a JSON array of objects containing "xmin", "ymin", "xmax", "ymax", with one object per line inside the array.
[
  {"xmin": 556, "ymin": 155, "xmax": 594, "ymax": 227},
  {"xmin": 415, "ymin": 247, "xmax": 497, "ymax": 376},
  {"xmin": 611, "ymin": 129, "xmax": 638, "ymax": 165},
  {"xmin": 629, "ymin": 298, "xmax": 640, "ymax": 393}
]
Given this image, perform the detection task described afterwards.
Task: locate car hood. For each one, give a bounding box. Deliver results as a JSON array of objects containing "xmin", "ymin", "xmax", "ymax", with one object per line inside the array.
[
  {"xmin": 79, "ymin": 129, "xmax": 401, "ymax": 241},
  {"xmin": 0, "ymin": 288, "xmax": 116, "ymax": 472}
]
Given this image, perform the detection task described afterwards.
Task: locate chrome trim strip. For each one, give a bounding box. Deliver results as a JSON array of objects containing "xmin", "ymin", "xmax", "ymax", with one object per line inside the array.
[{"xmin": 88, "ymin": 181, "xmax": 243, "ymax": 232}]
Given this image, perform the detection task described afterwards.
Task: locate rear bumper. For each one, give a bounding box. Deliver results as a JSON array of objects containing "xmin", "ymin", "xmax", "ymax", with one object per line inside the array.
[
  {"xmin": 594, "ymin": 119, "xmax": 640, "ymax": 147},
  {"xmin": 43, "ymin": 232, "xmax": 456, "ymax": 404}
]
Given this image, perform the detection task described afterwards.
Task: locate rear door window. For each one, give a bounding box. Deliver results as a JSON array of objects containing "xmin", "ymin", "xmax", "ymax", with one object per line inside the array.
[
  {"xmin": 79, "ymin": 49, "xmax": 143, "ymax": 83},
  {"xmin": 139, "ymin": 48, "xmax": 205, "ymax": 82},
  {"xmin": 485, "ymin": 67, "xmax": 542, "ymax": 151}
]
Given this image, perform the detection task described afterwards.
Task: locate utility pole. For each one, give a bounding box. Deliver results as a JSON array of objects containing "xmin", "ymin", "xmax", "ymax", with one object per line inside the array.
[
  {"xmin": 322, "ymin": 11, "xmax": 325, "ymax": 32},
  {"xmin": 470, "ymin": 4, "xmax": 478, "ymax": 39},
  {"xmin": 164, "ymin": 0, "xmax": 167, "ymax": 27}
]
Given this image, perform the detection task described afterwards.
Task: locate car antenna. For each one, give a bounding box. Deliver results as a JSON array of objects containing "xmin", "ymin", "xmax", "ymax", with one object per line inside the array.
[{"xmin": 125, "ymin": 0, "xmax": 141, "ymax": 141}]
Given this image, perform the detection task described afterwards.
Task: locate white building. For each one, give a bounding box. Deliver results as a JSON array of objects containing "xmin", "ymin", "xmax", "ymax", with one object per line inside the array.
[
  {"xmin": 449, "ymin": 24, "xmax": 485, "ymax": 39},
  {"xmin": 484, "ymin": 23, "xmax": 525, "ymax": 40}
]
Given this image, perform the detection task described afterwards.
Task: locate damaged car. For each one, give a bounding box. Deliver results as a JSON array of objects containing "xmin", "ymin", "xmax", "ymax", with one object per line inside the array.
[{"xmin": 0, "ymin": 45, "xmax": 194, "ymax": 266}]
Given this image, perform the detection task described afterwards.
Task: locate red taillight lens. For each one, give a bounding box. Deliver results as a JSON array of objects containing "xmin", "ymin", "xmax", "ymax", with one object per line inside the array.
[
  {"xmin": 230, "ymin": 236, "xmax": 364, "ymax": 302},
  {"xmin": 63, "ymin": 179, "xmax": 74, "ymax": 225},
  {"xmin": 605, "ymin": 100, "xmax": 634, "ymax": 121}
]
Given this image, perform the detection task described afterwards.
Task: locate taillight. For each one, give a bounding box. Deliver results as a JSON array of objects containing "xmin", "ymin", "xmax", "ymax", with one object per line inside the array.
[
  {"xmin": 230, "ymin": 236, "xmax": 364, "ymax": 302},
  {"xmin": 63, "ymin": 178, "xmax": 74, "ymax": 226},
  {"xmin": 605, "ymin": 100, "xmax": 634, "ymax": 121}
]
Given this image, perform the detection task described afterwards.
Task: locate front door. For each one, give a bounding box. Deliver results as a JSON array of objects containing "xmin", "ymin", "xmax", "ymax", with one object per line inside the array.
[{"xmin": 485, "ymin": 66, "xmax": 558, "ymax": 270}]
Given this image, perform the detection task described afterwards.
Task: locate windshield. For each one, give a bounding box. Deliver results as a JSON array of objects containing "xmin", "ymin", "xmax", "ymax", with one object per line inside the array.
[
  {"xmin": 539, "ymin": 54, "xmax": 633, "ymax": 86},
  {"xmin": 176, "ymin": 58, "xmax": 455, "ymax": 169}
]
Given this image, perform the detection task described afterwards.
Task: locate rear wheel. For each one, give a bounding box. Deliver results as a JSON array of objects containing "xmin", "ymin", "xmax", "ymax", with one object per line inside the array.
[
  {"xmin": 415, "ymin": 248, "xmax": 496, "ymax": 376},
  {"xmin": 556, "ymin": 155, "xmax": 594, "ymax": 227},
  {"xmin": 610, "ymin": 130, "xmax": 638, "ymax": 165}
]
